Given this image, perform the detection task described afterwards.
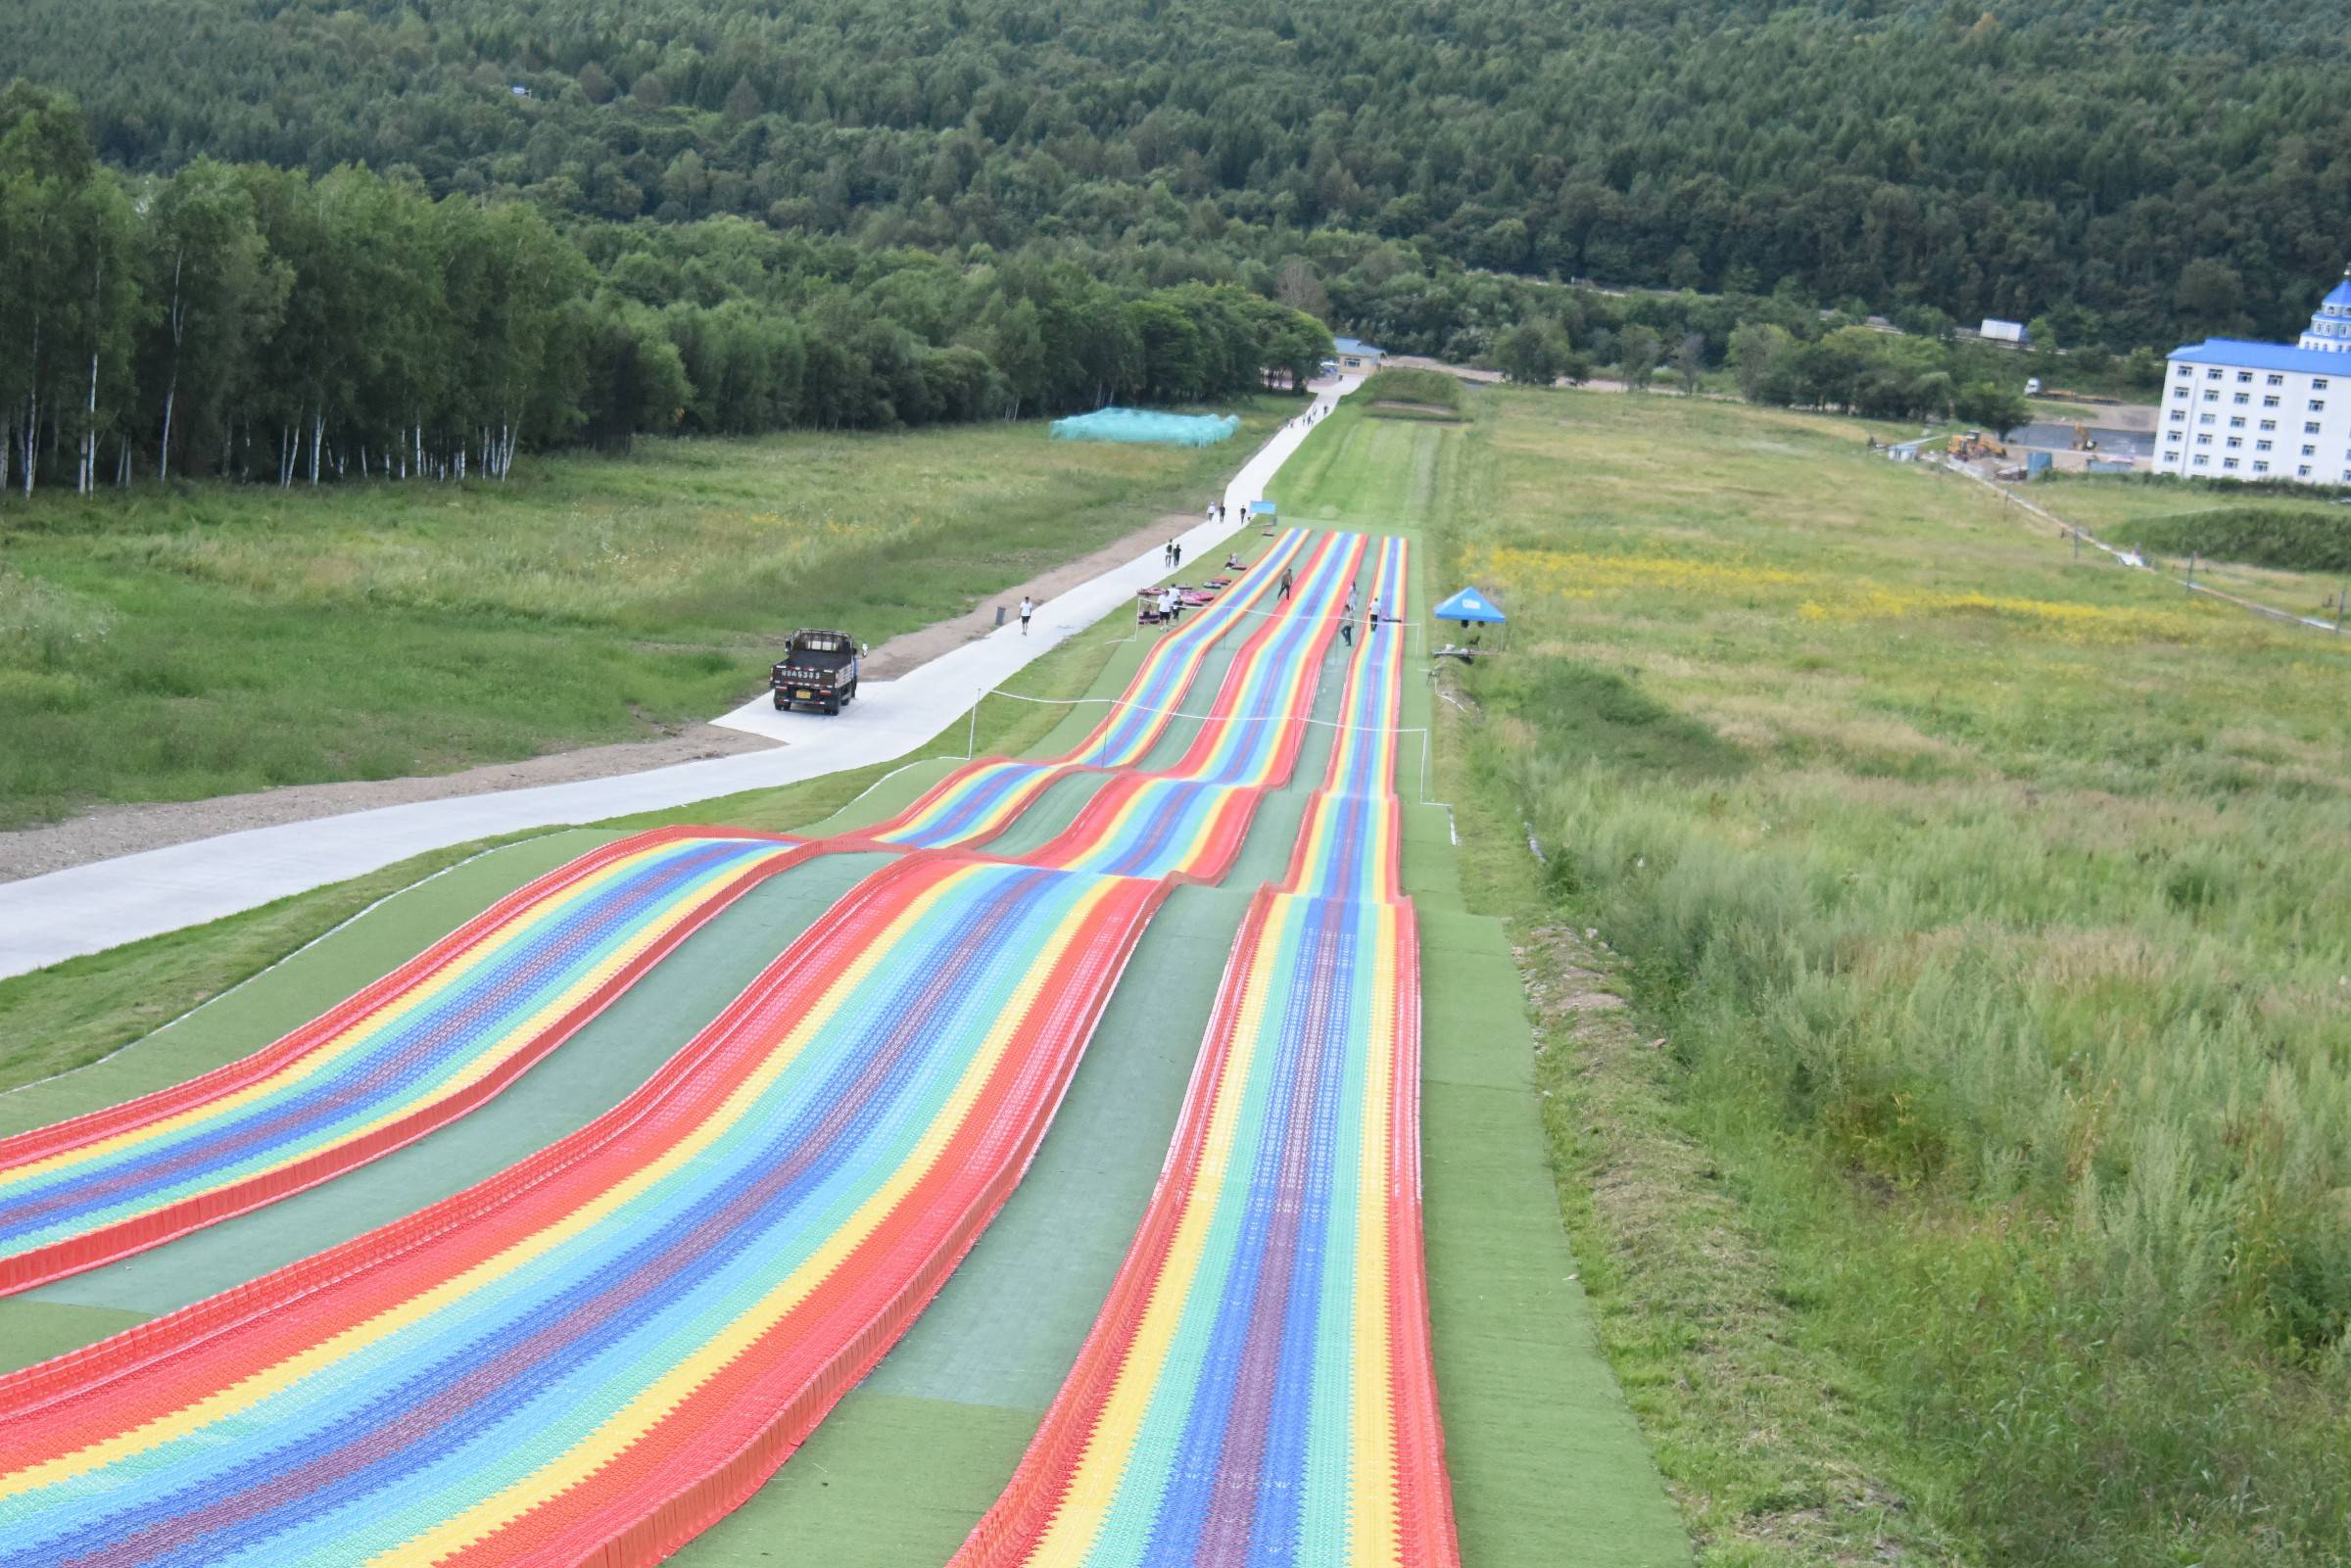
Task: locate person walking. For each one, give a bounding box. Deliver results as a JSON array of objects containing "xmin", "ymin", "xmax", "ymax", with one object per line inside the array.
[
  {"xmin": 1173, "ymin": 541, "xmax": 1182, "ymax": 568},
  {"xmin": 1019, "ymin": 594, "xmax": 1034, "ymax": 635},
  {"xmin": 1340, "ymin": 585, "xmax": 1358, "ymax": 646},
  {"xmin": 1164, "ymin": 541, "xmax": 1175, "ymax": 567},
  {"xmin": 1278, "ymin": 564, "xmax": 1294, "ymax": 602}
]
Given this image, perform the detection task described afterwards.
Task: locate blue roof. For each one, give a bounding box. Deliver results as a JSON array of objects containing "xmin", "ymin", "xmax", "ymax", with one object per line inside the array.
[
  {"xmin": 1333, "ymin": 337, "xmax": 1384, "ymax": 356},
  {"xmin": 2327, "ymin": 273, "xmax": 2351, "ymax": 309},
  {"xmin": 1432, "ymin": 586, "xmax": 1506, "ymax": 623},
  {"xmin": 2168, "ymin": 338, "xmax": 2351, "ymax": 374}
]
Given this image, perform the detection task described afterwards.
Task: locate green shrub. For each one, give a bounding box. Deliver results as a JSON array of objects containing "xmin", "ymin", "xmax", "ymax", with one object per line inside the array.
[
  {"xmin": 1360, "ymin": 366, "xmax": 1464, "ymax": 412},
  {"xmin": 2103, "ymin": 505, "xmax": 2351, "ymax": 574}
]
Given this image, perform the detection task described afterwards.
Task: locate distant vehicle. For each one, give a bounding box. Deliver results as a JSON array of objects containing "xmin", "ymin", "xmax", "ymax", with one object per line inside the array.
[
  {"xmin": 1981, "ymin": 317, "xmax": 2029, "ymax": 344},
  {"xmin": 1318, "ymin": 358, "xmax": 1338, "ymax": 375},
  {"xmin": 771, "ymin": 629, "xmax": 863, "ymax": 715},
  {"xmin": 2025, "ymin": 376, "xmax": 2042, "ymax": 396}
]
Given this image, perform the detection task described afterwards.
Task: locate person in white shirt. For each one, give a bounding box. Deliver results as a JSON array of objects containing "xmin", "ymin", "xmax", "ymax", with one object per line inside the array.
[{"xmin": 1019, "ymin": 595, "xmax": 1034, "ymax": 635}]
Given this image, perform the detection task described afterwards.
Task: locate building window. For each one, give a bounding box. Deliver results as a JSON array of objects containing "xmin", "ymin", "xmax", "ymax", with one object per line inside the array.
[
  {"xmin": 2166, "ymin": 430, "xmax": 2183, "ymax": 443},
  {"xmin": 2204, "ymin": 390, "xmax": 2220, "ymax": 402},
  {"xmin": 2169, "ymin": 409, "xmax": 2184, "ymax": 423},
  {"xmin": 2257, "ymin": 440, "xmax": 2273, "ymax": 452},
  {"xmin": 2224, "ymin": 458, "xmax": 2240, "ymax": 470},
  {"xmin": 2202, "ymin": 413, "xmax": 2217, "ymax": 425},
  {"xmin": 2230, "ymin": 416, "xmax": 2245, "ymax": 428},
  {"xmin": 2304, "ymin": 445, "xmax": 2318, "ymax": 456},
  {"xmin": 2299, "ymin": 465, "xmax": 2313, "ymax": 478},
  {"xmin": 2311, "ymin": 400, "xmax": 2327, "ymax": 412},
  {"xmin": 2236, "ymin": 370, "xmax": 2253, "ymax": 383},
  {"xmin": 2207, "ymin": 368, "xmax": 2224, "ymax": 380},
  {"xmin": 2268, "ymin": 374, "xmax": 2284, "ymax": 386},
  {"xmin": 2227, "ymin": 437, "xmax": 2242, "ymax": 449},
  {"xmin": 2316, "ymin": 378, "xmax": 2330, "ymax": 390},
  {"xmin": 2264, "ymin": 395, "xmax": 2280, "ymax": 407},
  {"xmin": 2253, "ymin": 461, "xmax": 2269, "ymax": 474},
  {"xmin": 2261, "ymin": 420, "xmax": 2277, "ymax": 431},
  {"xmin": 2307, "ymin": 422, "xmax": 2323, "ymax": 434},
  {"xmin": 2197, "ymin": 434, "xmax": 2212, "ymax": 445},
  {"xmin": 2194, "ymin": 454, "xmax": 2210, "ymax": 466},
  {"xmin": 2173, "ymin": 386, "xmax": 2189, "ymax": 400},
  {"xmin": 2233, "ymin": 392, "xmax": 2250, "ymax": 404}
]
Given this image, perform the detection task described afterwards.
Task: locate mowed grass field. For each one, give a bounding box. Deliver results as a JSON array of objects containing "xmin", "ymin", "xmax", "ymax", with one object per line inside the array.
[
  {"xmin": 0, "ymin": 409, "xmax": 1279, "ymax": 829},
  {"xmin": 1322, "ymin": 388, "xmax": 2351, "ymax": 1565}
]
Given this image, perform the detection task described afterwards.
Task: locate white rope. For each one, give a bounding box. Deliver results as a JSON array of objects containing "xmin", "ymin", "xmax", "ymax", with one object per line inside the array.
[
  {"xmin": 0, "ymin": 838, "xmax": 526, "ymax": 1102},
  {"xmin": 977, "ymin": 688, "xmax": 1429, "ymax": 736}
]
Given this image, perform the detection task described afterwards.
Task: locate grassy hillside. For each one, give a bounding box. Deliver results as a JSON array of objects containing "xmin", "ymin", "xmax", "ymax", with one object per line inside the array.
[
  {"xmin": 0, "ymin": 410, "xmax": 1271, "ymax": 828},
  {"xmin": 1301, "ymin": 389, "xmax": 2350, "ymax": 1564}
]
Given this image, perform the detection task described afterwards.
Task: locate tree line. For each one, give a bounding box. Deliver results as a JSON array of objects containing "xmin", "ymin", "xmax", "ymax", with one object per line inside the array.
[
  {"xmin": 13, "ymin": 0, "xmax": 2351, "ymax": 351},
  {"xmin": 0, "ymin": 86, "xmax": 1331, "ymax": 496}
]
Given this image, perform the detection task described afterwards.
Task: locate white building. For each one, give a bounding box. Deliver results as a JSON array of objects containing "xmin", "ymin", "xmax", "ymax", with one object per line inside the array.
[{"xmin": 2155, "ymin": 268, "xmax": 2351, "ymax": 486}]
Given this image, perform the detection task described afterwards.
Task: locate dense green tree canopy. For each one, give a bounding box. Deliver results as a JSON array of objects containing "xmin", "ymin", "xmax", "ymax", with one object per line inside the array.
[
  {"xmin": 11, "ymin": 0, "xmax": 2351, "ymax": 348},
  {"xmin": 0, "ymin": 87, "xmax": 1330, "ymax": 494}
]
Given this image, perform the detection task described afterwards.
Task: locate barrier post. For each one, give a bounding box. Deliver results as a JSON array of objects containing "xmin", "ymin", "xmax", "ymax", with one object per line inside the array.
[{"xmin": 968, "ymin": 691, "xmax": 981, "ymax": 759}]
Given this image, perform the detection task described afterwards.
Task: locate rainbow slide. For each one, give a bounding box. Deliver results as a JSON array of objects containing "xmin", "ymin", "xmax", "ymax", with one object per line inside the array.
[
  {"xmin": 0, "ymin": 828, "xmax": 808, "ymax": 1295},
  {"xmin": 0, "ymin": 531, "xmax": 1379, "ymax": 1565},
  {"xmin": 952, "ymin": 536, "xmax": 1461, "ymax": 1568},
  {"xmin": 0, "ymin": 529, "xmax": 1333, "ymax": 1295}
]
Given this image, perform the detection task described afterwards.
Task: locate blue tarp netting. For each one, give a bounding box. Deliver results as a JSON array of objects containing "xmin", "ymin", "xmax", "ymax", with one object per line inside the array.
[{"xmin": 1050, "ymin": 407, "xmax": 1240, "ymax": 447}]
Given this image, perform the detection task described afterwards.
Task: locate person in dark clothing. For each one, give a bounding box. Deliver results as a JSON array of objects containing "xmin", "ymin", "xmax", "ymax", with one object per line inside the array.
[
  {"xmin": 1339, "ymin": 586, "xmax": 1358, "ymax": 646},
  {"xmin": 1173, "ymin": 542, "xmax": 1182, "ymax": 567},
  {"xmin": 1277, "ymin": 565, "xmax": 1294, "ymax": 601}
]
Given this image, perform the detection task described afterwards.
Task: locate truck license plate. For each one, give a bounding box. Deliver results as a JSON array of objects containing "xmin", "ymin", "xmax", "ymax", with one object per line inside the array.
[{"xmin": 796, "ymin": 689, "xmax": 815, "ymax": 700}]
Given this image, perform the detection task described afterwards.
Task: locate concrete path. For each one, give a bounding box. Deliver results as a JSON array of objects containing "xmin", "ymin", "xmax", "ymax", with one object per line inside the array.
[{"xmin": 0, "ymin": 379, "xmax": 1361, "ymax": 981}]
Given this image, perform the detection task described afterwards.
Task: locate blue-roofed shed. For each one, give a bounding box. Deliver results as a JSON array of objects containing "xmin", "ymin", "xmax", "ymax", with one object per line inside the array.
[{"xmin": 1332, "ymin": 337, "xmax": 1385, "ymax": 371}]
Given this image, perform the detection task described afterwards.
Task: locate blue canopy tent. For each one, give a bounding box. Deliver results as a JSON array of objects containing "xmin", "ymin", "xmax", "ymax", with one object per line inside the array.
[
  {"xmin": 1430, "ymin": 585, "xmax": 1508, "ymax": 656},
  {"xmin": 1249, "ymin": 499, "xmax": 1278, "ymax": 533}
]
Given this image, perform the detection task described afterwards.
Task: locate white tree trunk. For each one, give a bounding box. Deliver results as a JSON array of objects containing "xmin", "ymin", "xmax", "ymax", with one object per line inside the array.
[
  {"xmin": 78, "ymin": 349, "xmax": 99, "ymax": 495},
  {"xmin": 310, "ymin": 410, "xmax": 323, "ymax": 485},
  {"xmin": 160, "ymin": 380, "xmax": 177, "ymax": 483}
]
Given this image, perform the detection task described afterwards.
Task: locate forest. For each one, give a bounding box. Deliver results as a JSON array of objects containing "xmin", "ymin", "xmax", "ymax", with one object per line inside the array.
[
  {"xmin": 11, "ymin": 0, "xmax": 2351, "ymax": 354},
  {"xmin": 0, "ymin": 85, "xmax": 1330, "ymax": 494}
]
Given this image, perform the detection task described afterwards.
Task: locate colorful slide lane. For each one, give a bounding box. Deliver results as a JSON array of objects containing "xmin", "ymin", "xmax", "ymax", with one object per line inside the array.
[
  {"xmin": 0, "ymin": 531, "xmax": 1349, "ymax": 1297},
  {"xmin": 0, "ymin": 854, "xmax": 1166, "ymax": 1568},
  {"xmin": 0, "ymin": 828, "xmax": 808, "ymax": 1297},
  {"xmin": 870, "ymin": 526, "xmax": 1351, "ymax": 858},
  {"xmin": 0, "ymin": 530, "xmax": 1378, "ymax": 1565},
  {"xmin": 876, "ymin": 528, "xmax": 1365, "ymax": 886},
  {"xmin": 953, "ymin": 536, "xmax": 1461, "ymax": 1568}
]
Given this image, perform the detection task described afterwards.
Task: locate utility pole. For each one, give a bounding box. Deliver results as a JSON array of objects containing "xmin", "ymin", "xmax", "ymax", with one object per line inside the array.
[{"xmin": 2186, "ymin": 552, "xmax": 2196, "ymax": 592}]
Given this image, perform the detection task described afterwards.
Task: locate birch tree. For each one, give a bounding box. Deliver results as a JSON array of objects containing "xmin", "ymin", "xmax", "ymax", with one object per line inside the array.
[{"xmin": 137, "ymin": 162, "xmax": 287, "ymax": 481}]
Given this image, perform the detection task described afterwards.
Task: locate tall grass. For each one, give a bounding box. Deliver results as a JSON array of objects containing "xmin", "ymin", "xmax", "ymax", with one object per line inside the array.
[{"xmin": 1449, "ymin": 387, "xmax": 2351, "ymax": 1564}]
